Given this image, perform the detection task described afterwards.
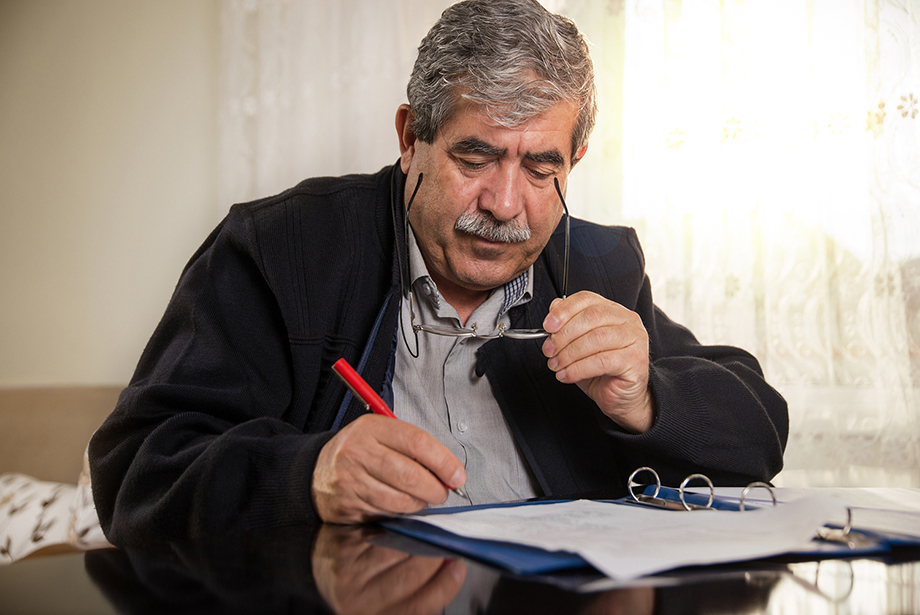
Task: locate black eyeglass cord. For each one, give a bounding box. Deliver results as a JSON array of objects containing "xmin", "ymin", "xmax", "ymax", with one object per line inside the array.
[
  {"xmin": 397, "ymin": 173, "xmax": 424, "ymax": 358},
  {"xmin": 553, "ymin": 177, "xmax": 570, "ymax": 300}
]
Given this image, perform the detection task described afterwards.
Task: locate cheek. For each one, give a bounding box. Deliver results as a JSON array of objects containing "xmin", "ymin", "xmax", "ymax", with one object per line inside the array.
[
  {"xmin": 411, "ymin": 197, "xmax": 459, "ymax": 250},
  {"xmin": 528, "ymin": 204, "xmax": 563, "ymax": 239}
]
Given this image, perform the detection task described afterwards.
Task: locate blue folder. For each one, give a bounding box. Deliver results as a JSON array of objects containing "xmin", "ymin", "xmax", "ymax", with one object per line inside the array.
[
  {"xmin": 381, "ymin": 499, "xmax": 589, "ymax": 574},
  {"xmin": 380, "ymin": 488, "xmax": 914, "ymax": 576}
]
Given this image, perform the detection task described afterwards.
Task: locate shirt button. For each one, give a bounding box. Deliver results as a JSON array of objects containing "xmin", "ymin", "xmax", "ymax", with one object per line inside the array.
[{"xmin": 457, "ymin": 420, "xmax": 468, "ymax": 433}]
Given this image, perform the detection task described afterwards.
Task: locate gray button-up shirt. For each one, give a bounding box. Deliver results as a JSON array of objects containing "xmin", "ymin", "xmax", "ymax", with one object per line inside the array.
[{"xmin": 393, "ymin": 229, "xmax": 542, "ymax": 507}]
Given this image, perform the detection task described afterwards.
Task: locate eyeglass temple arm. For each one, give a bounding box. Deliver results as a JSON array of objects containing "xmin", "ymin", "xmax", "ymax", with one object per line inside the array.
[
  {"xmin": 553, "ymin": 177, "xmax": 570, "ymax": 300},
  {"xmin": 402, "ymin": 173, "xmax": 424, "ymax": 323}
]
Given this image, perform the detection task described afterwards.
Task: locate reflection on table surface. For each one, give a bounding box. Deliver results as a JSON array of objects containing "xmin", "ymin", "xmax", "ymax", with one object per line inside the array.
[{"xmin": 13, "ymin": 523, "xmax": 920, "ymax": 614}]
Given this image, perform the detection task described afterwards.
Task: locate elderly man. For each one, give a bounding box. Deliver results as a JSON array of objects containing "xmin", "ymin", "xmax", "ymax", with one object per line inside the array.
[{"xmin": 90, "ymin": 0, "xmax": 787, "ymax": 542}]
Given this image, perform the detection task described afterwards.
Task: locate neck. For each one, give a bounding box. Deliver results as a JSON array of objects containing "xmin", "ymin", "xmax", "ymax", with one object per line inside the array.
[{"xmin": 432, "ymin": 276, "xmax": 491, "ymax": 326}]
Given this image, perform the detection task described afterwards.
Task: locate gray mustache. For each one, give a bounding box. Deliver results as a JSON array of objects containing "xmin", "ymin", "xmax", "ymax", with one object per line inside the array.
[{"xmin": 455, "ymin": 211, "xmax": 531, "ymax": 243}]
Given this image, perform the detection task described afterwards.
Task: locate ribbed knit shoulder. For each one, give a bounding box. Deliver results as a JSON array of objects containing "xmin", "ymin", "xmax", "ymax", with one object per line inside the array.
[
  {"xmin": 214, "ymin": 165, "xmax": 398, "ymax": 342},
  {"xmin": 568, "ymin": 219, "xmax": 643, "ymax": 271},
  {"xmin": 227, "ymin": 167, "xmax": 393, "ymax": 246}
]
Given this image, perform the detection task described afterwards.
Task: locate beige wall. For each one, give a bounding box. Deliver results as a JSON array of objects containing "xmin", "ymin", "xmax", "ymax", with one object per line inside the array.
[{"xmin": 0, "ymin": 0, "xmax": 221, "ymax": 386}]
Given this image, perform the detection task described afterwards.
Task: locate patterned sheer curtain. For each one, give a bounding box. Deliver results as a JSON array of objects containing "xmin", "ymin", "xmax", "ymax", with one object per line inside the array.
[
  {"xmin": 615, "ymin": 0, "xmax": 920, "ymax": 488},
  {"xmin": 217, "ymin": 0, "xmax": 454, "ymax": 208},
  {"xmin": 219, "ymin": 0, "xmax": 920, "ymax": 488}
]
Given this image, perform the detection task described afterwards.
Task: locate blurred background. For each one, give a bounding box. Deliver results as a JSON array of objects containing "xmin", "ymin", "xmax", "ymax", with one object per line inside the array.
[{"xmin": 1, "ymin": 0, "xmax": 918, "ymax": 487}]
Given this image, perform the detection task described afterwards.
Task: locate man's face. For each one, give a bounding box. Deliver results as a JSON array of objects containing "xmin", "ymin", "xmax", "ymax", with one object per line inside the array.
[{"xmin": 397, "ymin": 100, "xmax": 584, "ymax": 304}]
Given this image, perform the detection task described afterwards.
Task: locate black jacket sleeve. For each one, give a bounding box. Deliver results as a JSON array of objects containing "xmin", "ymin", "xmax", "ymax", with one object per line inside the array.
[
  {"xmin": 89, "ymin": 206, "xmax": 335, "ymax": 546},
  {"xmin": 606, "ymin": 228, "xmax": 788, "ymax": 486},
  {"xmin": 90, "ymin": 167, "xmax": 399, "ymax": 547},
  {"xmin": 614, "ymin": 275, "xmax": 788, "ymax": 486}
]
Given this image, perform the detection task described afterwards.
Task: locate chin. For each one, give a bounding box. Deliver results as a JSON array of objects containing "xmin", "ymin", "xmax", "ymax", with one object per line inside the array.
[{"xmin": 456, "ymin": 267, "xmax": 520, "ymax": 291}]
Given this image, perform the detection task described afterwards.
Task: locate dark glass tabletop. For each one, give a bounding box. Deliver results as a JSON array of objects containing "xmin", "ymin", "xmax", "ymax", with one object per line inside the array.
[{"xmin": 2, "ymin": 523, "xmax": 919, "ymax": 614}]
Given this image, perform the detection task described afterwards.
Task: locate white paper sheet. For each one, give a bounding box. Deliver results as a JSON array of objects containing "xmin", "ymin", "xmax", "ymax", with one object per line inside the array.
[
  {"xmin": 406, "ymin": 496, "xmax": 847, "ymax": 580},
  {"xmin": 704, "ymin": 487, "xmax": 920, "ymax": 539}
]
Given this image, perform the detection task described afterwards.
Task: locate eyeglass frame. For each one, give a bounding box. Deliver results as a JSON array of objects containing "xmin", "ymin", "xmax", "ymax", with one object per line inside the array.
[{"xmin": 396, "ymin": 172, "xmax": 570, "ymax": 355}]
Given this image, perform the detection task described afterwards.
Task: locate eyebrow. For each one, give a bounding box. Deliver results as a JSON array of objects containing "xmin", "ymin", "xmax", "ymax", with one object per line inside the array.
[
  {"xmin": 449, "ymin": 137, "xmax": 566, "ymax": 167},
  {"xmin": 525, "ymin": 149, "xmax": 566, "ymax": 167},
  {"xmin": 449, "ymin": 137, "xmax": 505, "ymax": 157}
]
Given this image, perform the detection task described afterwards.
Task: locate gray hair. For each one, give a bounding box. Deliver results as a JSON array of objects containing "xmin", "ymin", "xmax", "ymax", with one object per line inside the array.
[{"xmin": 407, "ymin": 0, "xmax": 597, "ymax": 164}]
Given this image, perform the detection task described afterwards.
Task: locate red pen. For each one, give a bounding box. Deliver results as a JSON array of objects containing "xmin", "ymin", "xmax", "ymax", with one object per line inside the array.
[
  {"xmin": 332, "ymin": 358, "xmax": 467, "ymax": 499},
  {"xmin": 332, "ymin": 358, "xmax": 396, "ymax": 418}
]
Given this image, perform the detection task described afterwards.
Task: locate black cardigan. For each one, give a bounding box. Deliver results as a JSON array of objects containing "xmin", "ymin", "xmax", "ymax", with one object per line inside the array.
[{"xmin": 89, "ymin": 163, "xmax": 788, "ymax": 545}]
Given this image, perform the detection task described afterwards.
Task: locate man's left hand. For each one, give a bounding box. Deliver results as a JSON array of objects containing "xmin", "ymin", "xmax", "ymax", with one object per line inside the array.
[{"xmin": 542, "ymin": 291, "xmax": 655, "ymax": 433}]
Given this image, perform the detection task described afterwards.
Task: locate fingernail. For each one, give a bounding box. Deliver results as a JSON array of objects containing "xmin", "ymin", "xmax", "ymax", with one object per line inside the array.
[
  {"xmin": 543, "ymin": 339, "xmax": 556, "ymax": 357},
  {"xmin": 543, "ymin": 313, "xmax": 560, "ymax": 332},
  {"xmin": 547, "ymin": 357, "xmax": 558, "ymax": 371},
  {"xmin": 450, "ymin": 468, "xmax": 466, "ymax": 488},
  {"xmin": 447, "ymin": 558, "xmax": 467, "ymax": 584},
  {"xmin": 556, "ymin": 369, "xmax": 567, "ymax": 382}
]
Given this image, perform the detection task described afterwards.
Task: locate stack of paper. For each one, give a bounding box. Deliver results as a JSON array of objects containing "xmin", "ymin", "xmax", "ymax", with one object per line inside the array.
[{"xmin": 385, "ymin": 496, "xmax": 848, "ymax": 581}]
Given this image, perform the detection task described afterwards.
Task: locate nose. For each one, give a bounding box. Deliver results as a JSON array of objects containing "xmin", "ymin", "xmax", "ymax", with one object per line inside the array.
[{"xmin": 481, "ymin": 165, "xmax": 524, "ymax": 222}]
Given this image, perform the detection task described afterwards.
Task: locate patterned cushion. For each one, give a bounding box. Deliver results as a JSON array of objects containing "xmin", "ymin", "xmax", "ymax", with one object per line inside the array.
[{"xmin": 0, "ymin": 447, "xmax": 111, "ymax": 564}]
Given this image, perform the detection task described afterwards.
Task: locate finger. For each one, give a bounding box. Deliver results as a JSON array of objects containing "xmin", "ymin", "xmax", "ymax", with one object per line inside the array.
[
  {"xmin": 542, "ymin": 292, "xmax": 597, "ymax": 334},
  {"xmin": 374, "ymin": 418, "xmax": 467, "ymax": 493},
  {"xmin": 544, "ymin": 290, "xmax": 612, "ymax": 325},
  {"xmin": 313, "ymin": 416, "xmax": 465, "ymax": 522},
  {"xmin": 331, "ymin": 441, "xmax": 441, "ymax": 518},
  {"xmin": 549, "ymin": 322, "xmax": 647, "ymax": 379},
  {"xmin": 361, "ymin": 438, "xmax": 453, "ymax": 507},
  {"xmin": 313, "ymin": 466, "xmax": 427, "ymax": 524},
  {"xmin": 313, "ymin": 419, "xmax": 431, "ymax": 523},
  {"xmin": 542, "ymin": 292, "xmax": 632, "ymax": 356},
  {"xmin": 544, "ymin": 311, "xmax": 641, "ymax": 372},
  {"xmin": 555, "ymin": 346, "xmax": 648, "ymax": 389}
]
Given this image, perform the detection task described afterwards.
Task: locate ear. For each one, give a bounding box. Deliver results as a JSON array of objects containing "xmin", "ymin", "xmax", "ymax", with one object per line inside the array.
[
  {"xmin": 571, "ymin": 143, "xmax": 589, "ymax": 168},
  {"xmin": 395, "ymin": 104, "xmax": 418, "ymax": 174}
]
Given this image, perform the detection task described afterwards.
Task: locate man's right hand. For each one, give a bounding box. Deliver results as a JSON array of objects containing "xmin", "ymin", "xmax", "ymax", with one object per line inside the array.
[{"xmin": 312, "ymin": 414, "xmax": 467, "ymax": 523}]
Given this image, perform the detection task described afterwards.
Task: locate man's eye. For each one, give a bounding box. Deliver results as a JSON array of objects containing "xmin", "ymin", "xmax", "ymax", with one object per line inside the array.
[
  {"xmin": 459, "ymin": 158, "xmax": 489, "ymax": 170},
  {"xmin": 528, "ymin": 168, "xmax": 553, "ymax": 180}
]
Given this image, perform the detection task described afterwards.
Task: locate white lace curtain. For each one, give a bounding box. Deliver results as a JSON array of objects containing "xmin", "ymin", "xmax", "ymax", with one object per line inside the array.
[
  {"xmin": 616, "ymin": 0, "xmax": 920, "ymax": 488},
  {"xmin": 219, "ymin": 0, "xmax": 920, "ymax": 488},
  {"xmin": 217, "ymin": 0, "xmax": 455, "ymax": 208}
]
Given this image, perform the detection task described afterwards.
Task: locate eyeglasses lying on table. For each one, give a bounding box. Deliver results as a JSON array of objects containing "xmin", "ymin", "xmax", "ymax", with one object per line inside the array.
[
  {"xmin": 626, "ymin": 466, "xmax": 777, "ymax": 512},
  {"xmin": 398, "ymin": 173, "xmax": 570, "ymax": 349}
]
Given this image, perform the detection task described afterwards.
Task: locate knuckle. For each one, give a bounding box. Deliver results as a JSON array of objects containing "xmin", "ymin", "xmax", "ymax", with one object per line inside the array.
[
  {"xmin": 587, "ymin": 325, "xmax": 609, "ymax": 347},
  {"xmin": 596, "ymin": 350, "xmax": 617, "ymax": 374},
  {"xmin": 395, "ymin": 461, "xmax": 424, "ymax": 490},
  {"xmin": 630, "ymin": 342, "xmax": 649, "ymax": 365},
  {"xmin": 627, "ymin": 311, "xmax": 648, "ymax": 335},
  {"xmin": 583, "ymin": 304, "xmax": 606, "ymax": 328},
  {"xmin": 403, "ymin": 427, "xmax": 431, "ymax": 456}
]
